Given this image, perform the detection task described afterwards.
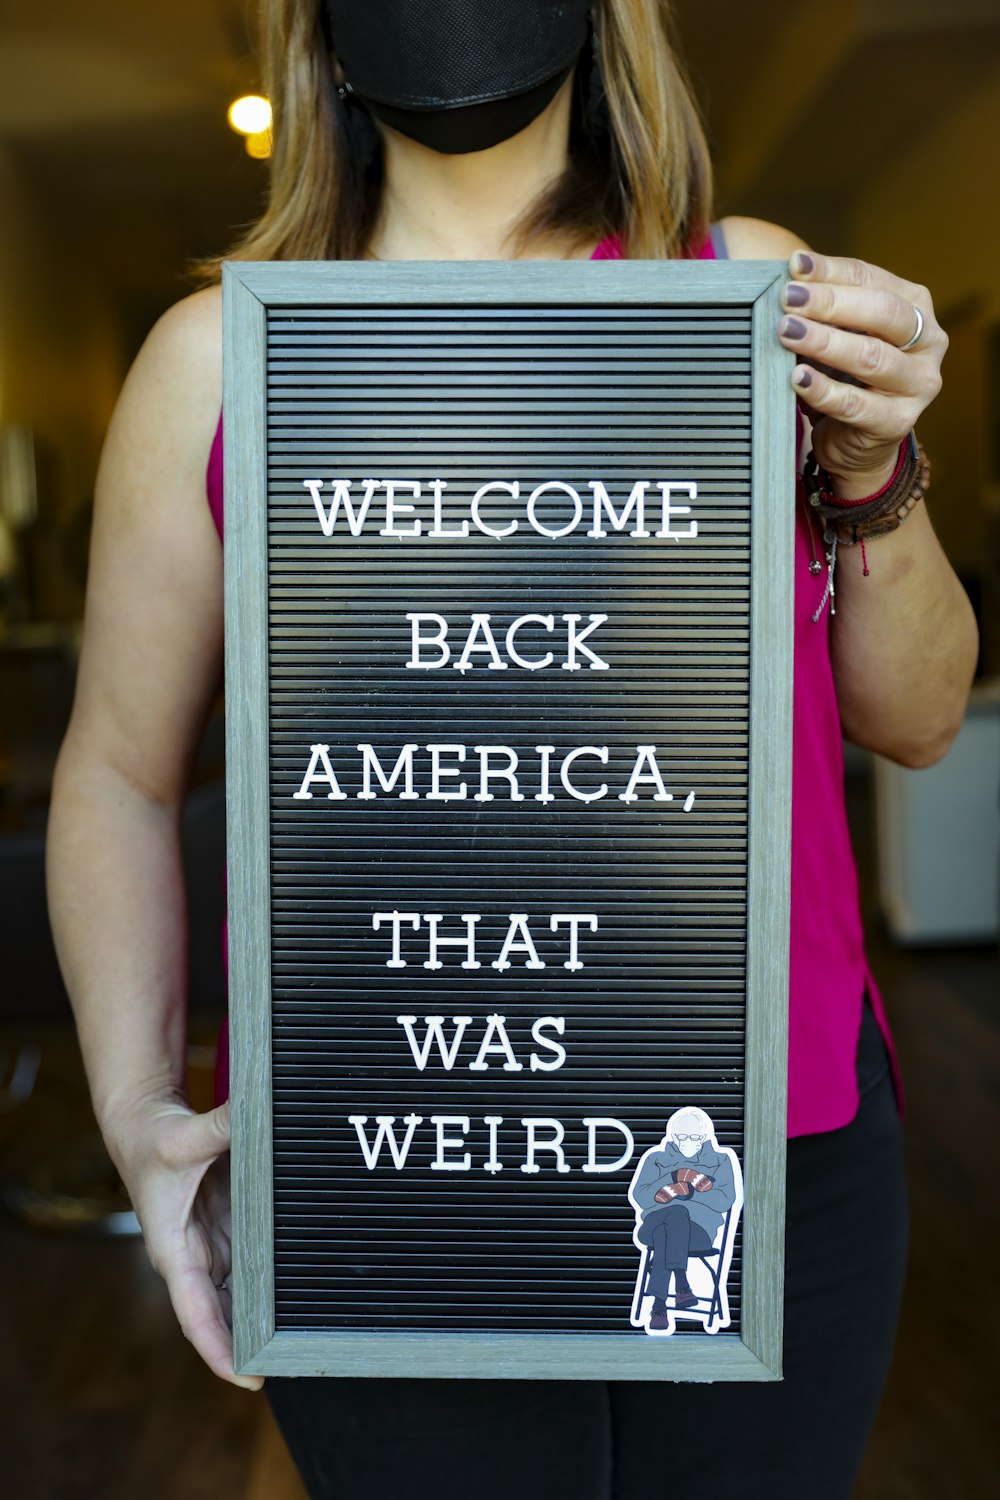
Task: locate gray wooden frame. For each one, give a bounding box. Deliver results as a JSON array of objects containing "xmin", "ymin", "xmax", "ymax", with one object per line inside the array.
[{"xmin": 222, "ymin": 258, "xmax": 795, "ymax": 1380}]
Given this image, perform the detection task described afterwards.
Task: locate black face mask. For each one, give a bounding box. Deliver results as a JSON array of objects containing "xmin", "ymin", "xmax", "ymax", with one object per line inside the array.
[{"xmin": 323, "ymin": 1, "xmax": 592, "ymax": 155}]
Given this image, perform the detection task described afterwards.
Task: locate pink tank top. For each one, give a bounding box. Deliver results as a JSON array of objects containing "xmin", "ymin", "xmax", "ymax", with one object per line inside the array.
[{"xmin": 208, "ymin": 226, "xmax": 904, "ymax": 1138}]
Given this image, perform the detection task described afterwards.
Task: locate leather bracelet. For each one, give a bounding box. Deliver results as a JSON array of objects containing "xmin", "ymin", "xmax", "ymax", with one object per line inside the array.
[{"xmin": 803, "ymin": 431, "xmax": 929, "ymax": 546}]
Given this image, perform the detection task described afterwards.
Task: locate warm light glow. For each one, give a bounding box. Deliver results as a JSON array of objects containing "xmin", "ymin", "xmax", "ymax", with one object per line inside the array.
[
  {"xmin": 245, "ymin": 129, "xmax": 272, "ymax": 160},
  {"xmin": 228, "ymin": 95, "xmax": 272, "ymax": 136}
]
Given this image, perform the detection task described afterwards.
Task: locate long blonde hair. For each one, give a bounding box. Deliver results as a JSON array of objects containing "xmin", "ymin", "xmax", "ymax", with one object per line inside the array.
[{"xmin": 188, "ymin": 0, "xmax": 713, "ymax": 283}]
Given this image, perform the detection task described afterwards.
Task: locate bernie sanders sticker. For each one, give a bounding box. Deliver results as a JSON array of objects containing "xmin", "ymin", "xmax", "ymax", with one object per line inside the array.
[{"xmin": 628, "ymin": 1107, "xmax": 744, "ymax": 1336}]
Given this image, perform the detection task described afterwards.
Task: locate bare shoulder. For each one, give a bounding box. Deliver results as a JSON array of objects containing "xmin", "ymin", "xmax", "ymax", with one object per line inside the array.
[
  {"xmin": 99, "ymin": 282, "xmax": 223, "ymax": 508},
  {"xmin": 154, "ymin": 280, "xmax": 222, "ymax": 357},
  {"xmin": 135, "ymin": 282, "xmax": 222, "ymax": 432},
  {"xmin": 717, "ymin": 215, "xmax": 813, "ymax": 263},
  {"xmin": 92, "ymin": 276, "xmax": 225, "ymax": 573}
]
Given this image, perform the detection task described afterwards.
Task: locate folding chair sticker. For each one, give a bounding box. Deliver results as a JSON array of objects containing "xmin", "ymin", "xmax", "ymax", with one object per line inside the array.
[{"xmin": 626, "ymin": 1106, "xmax": 745, "ymax": 1337}]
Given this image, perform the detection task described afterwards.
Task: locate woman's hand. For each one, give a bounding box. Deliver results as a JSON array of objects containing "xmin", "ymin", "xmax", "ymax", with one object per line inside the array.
[
  {"xmin": 106, "ymin": 1094, "xmax": 264, "ymax": 1392},
  {"xmin": 717, "ymin": 213, "xmax": 976, "ymax": 765},
  {"xmin": 777, "ymin": 248, "xmax": 948, "ymax": 489}
]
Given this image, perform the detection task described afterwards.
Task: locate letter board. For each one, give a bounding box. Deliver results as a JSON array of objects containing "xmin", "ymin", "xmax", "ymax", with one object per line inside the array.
[{"xmin": 223, "ymin": 258, "xmax": 795, "ymax": 1380}]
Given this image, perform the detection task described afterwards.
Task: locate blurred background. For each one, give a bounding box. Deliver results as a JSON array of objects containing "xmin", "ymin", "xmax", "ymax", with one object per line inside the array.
[{"xmin": 1, "ymin": 1, "xmax": 998, "ymax": 1495}]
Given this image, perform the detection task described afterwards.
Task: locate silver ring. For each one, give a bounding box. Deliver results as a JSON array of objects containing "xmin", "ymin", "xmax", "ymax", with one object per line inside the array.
[{"xmin": 898, "ymin": 304, "xmax": 924, "ymax": 352}]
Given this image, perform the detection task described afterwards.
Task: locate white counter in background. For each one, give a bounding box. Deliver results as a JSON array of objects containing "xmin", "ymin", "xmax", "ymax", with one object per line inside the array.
[{"xmin": 873, "ymin": 679, "xmax": 1000, "ymax": 945}]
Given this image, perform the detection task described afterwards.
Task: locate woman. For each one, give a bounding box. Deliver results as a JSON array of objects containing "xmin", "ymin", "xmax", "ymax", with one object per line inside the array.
[{"xmin": 46, "ymin": 2, "xmax": 978, "ymax": 1496}]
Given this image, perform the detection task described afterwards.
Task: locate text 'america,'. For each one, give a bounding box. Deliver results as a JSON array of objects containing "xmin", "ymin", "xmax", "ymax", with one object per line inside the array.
[{"xmin": 291, "ymin": 742, "xmax": 699, "ymax": 807}]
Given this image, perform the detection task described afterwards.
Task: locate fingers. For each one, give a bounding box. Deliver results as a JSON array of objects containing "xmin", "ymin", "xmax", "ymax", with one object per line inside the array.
[
  {"xmin": 781, "ymin": 277, "xmax": 941, "ymax": 369},
  {"xmin": 778, "ymin": 251, "xmax": 946, "ymax": 399},
  {"xmin": 127, "ymin": 1105, "xmax": 259, "ymax": 1391},
  {"xmin": 158, "ymin": 1099, "xmax": 232, "ymax": 1170},
  {"xmin": 184, "ymin": 1098, "xmax": 232, "ymax": 1162},
  {"xmin": 778, "ymin": 310, "xmax": 941, "ymax": 402},
  {"xmin": 166, "ymin": 1258, "xmax": 264, "ymax": 1392},
  {"xmin": 788, "ymin": 248, "xmax": 928, "ymax": 310},
  {"xmin": 775, "ymin": 249, "xmax": 949, "ymax": 475},
  {"xmin": 786, "ymin": 366, "xmax": 916, "ymax": 448}
]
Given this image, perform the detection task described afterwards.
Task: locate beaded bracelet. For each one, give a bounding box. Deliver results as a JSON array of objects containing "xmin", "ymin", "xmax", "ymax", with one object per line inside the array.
[
  {"xmin": 800, "ymin": 432, "xmax": 930, "ymax": 617},
  {"xmin": 803, "ymin": 431, "xmax": 929, "ymax": 544}
]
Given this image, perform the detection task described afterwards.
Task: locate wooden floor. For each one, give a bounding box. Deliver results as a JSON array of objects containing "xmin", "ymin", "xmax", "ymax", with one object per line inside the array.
[
  {"xmin": 1, "ymin": 769, "xmax": 997, "ymax": 1498},
  {"xmin": 849, "ymin": 949, "xmax": 999, "ymax": 1499}
]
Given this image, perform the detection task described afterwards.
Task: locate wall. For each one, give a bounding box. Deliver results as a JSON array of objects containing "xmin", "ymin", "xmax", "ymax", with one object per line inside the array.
[
  {"xmin": 850, "ymin": 58, "xmax": 1000, "ymax": 673},
  {"xmin": 0, "ymin": 141, "xmax": 127, "ymax": 618}
]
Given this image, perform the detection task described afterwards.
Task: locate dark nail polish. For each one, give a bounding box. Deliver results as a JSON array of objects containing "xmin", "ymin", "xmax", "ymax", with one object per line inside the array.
[
  {"xmin": 781, "ymin": 316, "xmax": 807, "ymax": 339},
  {"xmin": 794, "ymin": 367, "xmax": 813, "ymax": 388},
  {"xmin": 785, "ymin": 283, "xmax": 809, "ymax": 307},
  {"xmin": 792, "ymin": 252, "xmax": 814, "ymax": 275}
]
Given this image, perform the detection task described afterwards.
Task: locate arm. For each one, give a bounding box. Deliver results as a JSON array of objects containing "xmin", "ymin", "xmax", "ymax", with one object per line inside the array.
[
  {"xmin": 45, "ymin": 286, "xmax": 260, "ymax": 1390},
  {"xmin": 722, "ymin": 216, "xmax": 979, "ymax": 769},
  {"xmin": 47, "ymin": 286, "xmax": 223, "ymax": 1136},
  {"xmin": 825, "ymin": 482, "xmax": 977, "ymax": 769},
  {"xmin": 688, "ymin": 1153, "xmax": 736, "ymax": 1217},
  {"xmin": 631, "ymin": 1152, "xmax": 675, "ymax": 1212}
]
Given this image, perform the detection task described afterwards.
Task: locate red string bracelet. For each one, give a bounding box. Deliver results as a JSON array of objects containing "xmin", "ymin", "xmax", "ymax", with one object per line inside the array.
[
  {"xmin": 801, "ymin": 432, "xmax": 928, "ymax": 605},
  {"xmin": 805, "ymin": 435, "xmax": 909, "ymax": 509}
]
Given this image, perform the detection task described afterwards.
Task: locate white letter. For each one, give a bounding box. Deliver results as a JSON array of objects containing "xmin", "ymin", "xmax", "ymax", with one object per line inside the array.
[
  {"xmin": 407, "ymin": 614, "xmax": 450, "ymax": 669},
  {"xmin": 521, "ymin": 1118, "xmax": 571, "ymax": 1174},
  {"xmin": 427, "ymin": 478, "xmax": 469, "ymax": 539},
  {"xmin": 561, "ymin": 613, "xmax": 609, "ymax": 671},
  {"xmin": 292, "ymin": 743, "xmax": 346, "ymax": 800},
  {"xmin": 469, "ymin": 1013, "xmax": 524, "ymax": 1072},
  {"xmin": 492, "ymin": 914, "xmax": 545, "ymax": 972},
  {"xmin": 423, "ymin": 914, "xmax": 481, "ymax": 970},
  {"xmin": 505, "ymin": 614, "xmax": 555, "ymax": 671},
  {"xmin": 534, "ymin": 744, "xmax": 555, "ymax": 804},
  {"xmin": 587, "ymin": 479, "xmax": 651, "ymax": 538},
  {"xmin": 471, "ymin": 480, "xmax": 519, "ymax": 538},
  {"xmin": 526, "ymin": 480, "xmax": 582, "ymax": 538},
  {"xmin": 372, "ymin": 910, "xmax": 421, "ymax": 967},
  {"xmin": 380, "ymin": 479, "xmax": 422, "ymax": 537},
  {"xmin": 357, "ymin": 743, "xmax": 418, "ymax": 799},
  {"xmin": 550, "ymin": 914, "xmax": 598, "ymax": 971},
  {"xmin": 483, "ymin": 1115, "xmax": 504, "ymax": 1174},
  {"xmin": 431, "ymin": 1116, "xmax": 471, "ymax": 1171},
  {"xmin": 474, "ymin": 746, "xmax": 524, "ymax": 802},
  {"xmin": 454, "ymin": 614, "xmax": 508, "ymax": 674},
  {"xmin": 530, "ymin": 1016, "xmax": 567, "ymax": 1072},
  {"xmin": 655, "ymin": 481, "xmax": 698, "ymax": 539},
  {"xmin": 395, "ymin": 1015, "xmax": 472, "ymax": 1071},
  {"xmin": 427, "ymin": 744, "xmax": 468, "ymax": 800},
  {"xmin": 560, "ymin": 745, "xmax": 608, "ymax": 802},
  {"xmin": 303, "ymin": 477, "xmax": 378, "ymax": 537},
  {"xmin": 619, "ymin": 745, "xmax": 672, "ymax": 803},
  {"xmin": 582, "ymin": 1117, "xmax": 635, "ymax": 1173},
  {"xmin": 348, "ymin": 1113, "xmax": 423, "ymax": 1170}
]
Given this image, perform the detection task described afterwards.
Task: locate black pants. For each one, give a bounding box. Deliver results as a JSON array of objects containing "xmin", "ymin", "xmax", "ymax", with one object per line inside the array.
[
  {"xmin": 636, "ymin": 1203, "xmax": 714, "ymax": 1297},
  {"xmin": 266, "ymin": 997, "xmax": 908, "ymax": 1500}
]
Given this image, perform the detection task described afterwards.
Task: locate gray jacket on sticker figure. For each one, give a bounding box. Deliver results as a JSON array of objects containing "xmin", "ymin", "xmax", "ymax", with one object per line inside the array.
[{"xmin": 630, "ymin": 1137, "xmax": 738, "ymax": 1241}]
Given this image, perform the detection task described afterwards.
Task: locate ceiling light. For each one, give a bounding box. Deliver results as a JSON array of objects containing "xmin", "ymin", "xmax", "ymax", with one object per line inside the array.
[
  {"xmin": 228, "ymin": 95, "xmax": 272, "ymax": 136},
  {"xmin": 245, "ymin": 129, "xmax": 272, "ymax": 160}
]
